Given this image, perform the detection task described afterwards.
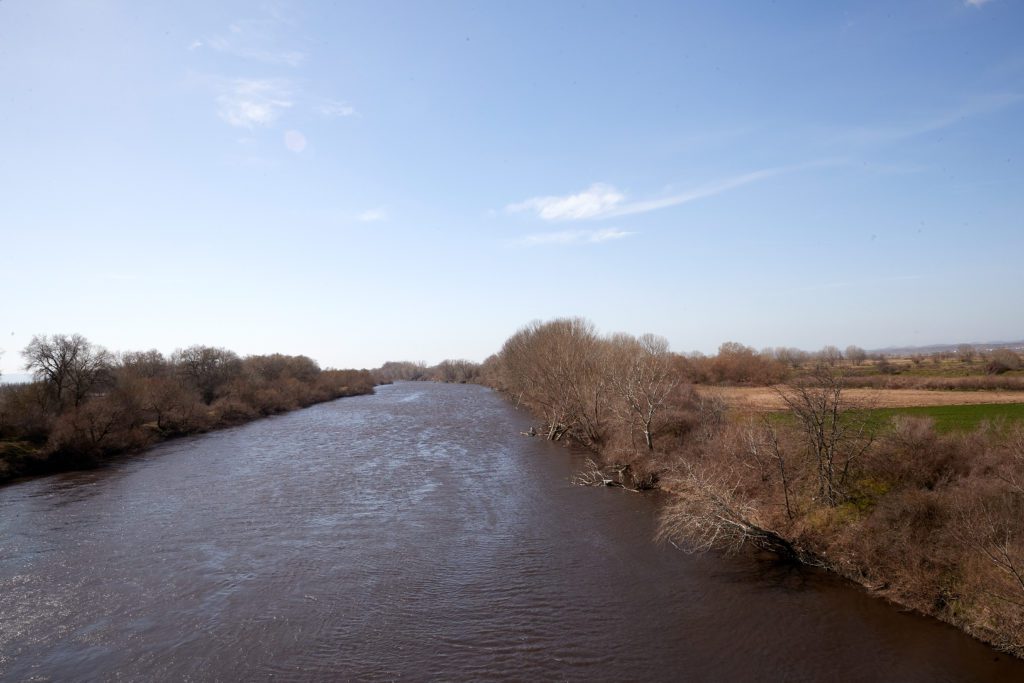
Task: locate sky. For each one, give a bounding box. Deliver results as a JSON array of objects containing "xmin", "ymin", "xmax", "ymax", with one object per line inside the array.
[{"xmin": 1, "ymin": 0, "xmax": 1023, "ymax": 374}]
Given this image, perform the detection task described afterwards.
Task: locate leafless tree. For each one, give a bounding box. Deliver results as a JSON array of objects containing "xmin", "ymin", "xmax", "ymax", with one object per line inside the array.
[
  {"xmin": 657, "ymin": 459, "xmax": 798, "ymax": 556},
  {"xmin": 957, "ymin": 492, "xmax": 1024, "ymax": 611},
  {"xmin": 845, "ymin": 345, "xmax": 867, "ymax": 365},
  {"xmin": 172, "ymin": 345, "xmax": 242, "ymax": 404},
  {"xmin": 817, "ymin": 345, "xmax": 843, "ymax": 367},
  {"xmin": 23, "ymin": 334, "xmax": 112, "ymax": 409},
  {"xmin": 606, "ymin": 333, "xmax": 679, "ymax": 450},
  {"xmin": 773, "ymin": 347, "xmax": 809, "ymax": 369},
  {"xmin": 118, "ymin": 349, "xmax": 168, "ymax": 379},
  {"xmin": 434, "ymin": 359, "xmax": 480, "ymax": 383},
  {"xmin": 775, "ymin": 364, "xmax": 874, "ymax": 507},
  {"xmin": 498, "ymin": 318, "xmax": 609, "ymax": 445},
  {"xmin": 987, "ymin": 349, "xmax": 1021, "ymax": 375},
  {"xmin": 956, "ymin": 344, "xmax": 976, "ymax": 363}
]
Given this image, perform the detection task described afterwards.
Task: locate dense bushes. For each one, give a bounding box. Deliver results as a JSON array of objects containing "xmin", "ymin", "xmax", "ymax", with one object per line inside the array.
[
  {"xmin": 485, "ymin": 319, "xmax": 688, "ymax": 472},
  {"xmin": 481, "ymin": 317, "xmax": 1024, "ymax": 658},
  {"xmin": 988, "ymin": 349, "xmax": 1023, "ymax": 375},
  {"xmin": 656, "ymin": 388, "xmax": 1024, "ymax": 657},
  {"xmin": 0, "ymin": 335, "xmax": 375, "ymax": 482},
  {"xmin": 375, "ymin": 359, "xmax": 482, "ymax": 384}
]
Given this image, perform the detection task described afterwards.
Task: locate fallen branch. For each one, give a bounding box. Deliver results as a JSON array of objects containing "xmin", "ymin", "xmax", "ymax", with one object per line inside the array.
[{"xmin": 571, "ymin": 458, "xmax": 641, "ymax": 492}]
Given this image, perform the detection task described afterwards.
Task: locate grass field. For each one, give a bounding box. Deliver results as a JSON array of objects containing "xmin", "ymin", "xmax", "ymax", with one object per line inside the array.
[
  {"xmin": 857, "ymin": 403, "xmax": 1024, "ymax": 433},
  {"xmin": 703, "ymin": 386, "xmax": 1024, "ymax": 433},
  {"xmin": 703, "ymin": 386, "xmax": 1024, "ymax": 410}
]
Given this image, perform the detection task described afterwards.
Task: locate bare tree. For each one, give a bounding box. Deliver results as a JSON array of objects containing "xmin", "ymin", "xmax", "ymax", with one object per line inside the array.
[
  {"xmin": 773, "ymin": 347, "xmax": 810, "ymax": 369},
  {"xmin": 775, "ymin": 365, "xmax": 874, "ymax": 507},
  {"xmin": 657, "ymin": 460, "xmax": 798, "ymax": 556},
  {"xmin": 172, "ymin": 345, "xmax": 242, "ymax": 404},
  {"xmin": 23, "ymin": 334, "xmax": 112, "ymax": 409},
  {"xmin": 606, "ymin": 333, "xmax": 679, "ymax": 450},
  {"xmin": 956, "ymin": 344, "xmax": 976, "ymax": 363},
  {"xmin": 817, "ymin": 345, "xmax": 843, "ymax": 367},
  {"xmin": 987, "ymin": 349, "xmax": 1021, "ymax": 375},
  {"xmin": 957, "ymin": 492, "xmax": 1024, "ymax": 611},
  {"xmin": 118, "ymin": 349, "xmax": 168, "ymax": 379},
  {"xmin": 498, "ymin": 318, "xmax": 609, "ymax": 445},
  {"xmin": 844, "ymin": 345, "xmax": 867, "ymax": 366}
]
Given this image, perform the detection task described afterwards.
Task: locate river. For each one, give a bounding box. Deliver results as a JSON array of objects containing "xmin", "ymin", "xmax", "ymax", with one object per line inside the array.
[{"xmin": 1, "ymin": 382, "xmax": 1020, "ymax": 681}]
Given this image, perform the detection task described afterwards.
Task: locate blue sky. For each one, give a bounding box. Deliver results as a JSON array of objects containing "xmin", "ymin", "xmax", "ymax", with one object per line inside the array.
[{"xmin": 1, "ymin": 0, "xmax": 1022, "ymax": 373}]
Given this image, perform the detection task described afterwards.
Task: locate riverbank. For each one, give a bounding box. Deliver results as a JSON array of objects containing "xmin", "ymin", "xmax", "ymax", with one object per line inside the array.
[
  {"xmin": 0, "ymin": 335, "xmax": 376, "ymax": 486},
  {"xmin": 511, "ymin": 383, "xmax": 1024, "ymax": 659},
  {"xmin": 0, "ymin": 383, "xmax": 375, "ymax": 485},
  {"xmin": 474, "ymin": 318, "xmax": 1024, "ymax": 660},
  {"xmin": 4, "ymin": 380, "xmax": 1023, "ymax": 681}
]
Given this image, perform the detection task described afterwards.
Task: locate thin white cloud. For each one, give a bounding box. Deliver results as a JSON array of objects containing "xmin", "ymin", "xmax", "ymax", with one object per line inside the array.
[
  {"xmin": 188, "ymin": 40, "xmax": 203, "ymax": 51},
  {"xmin": 216, "ymin": 78, "xmax": 293, "ymax": 128},
  {"xmin": 965, "ymin": 0, "xmax": 993, "ymax": 6},
  {"xmin": 206, "ymin": 19, "xmax": 306, "ymax": 67},
  {"xmin": 518, "ymin": 228, "xmax": 634, "ymax": 247},
  {"xmin": 318, "ymin": 100, "xmax": 357, "ymax": 118},
  {"xmin": 356, "ymin": 208, "xmax": 387, "ymax": 222},
  {"xmin": 602, "ymin": 167, "xmax": 792, "ymax": 219},
  {"xmin": 508, "ymin": 163, "xmax": 822, "ymax": 223},
  {"xmin": 357, "ymin": 209, "xmax": 386, "ymax": 222},
  {"xmin": 841, "ymin": 92, "xmax": 1022, "ymax": 145},
  {"xmin": 507, "ymin": 183, "xmax": 624, "ymax": 221}
]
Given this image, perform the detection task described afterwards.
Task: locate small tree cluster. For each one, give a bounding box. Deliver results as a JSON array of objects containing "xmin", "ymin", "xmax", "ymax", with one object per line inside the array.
[
  {"xmin": 485, "ymin": 318, "xmax": 696, "ymax": 487},
  {"xmin": 0, "ymin": 335, "xmax": 374, "ymax": 481},
  {"xmin": 987, "ymin": 349, "xmax": 1022, "ymax": 375}
]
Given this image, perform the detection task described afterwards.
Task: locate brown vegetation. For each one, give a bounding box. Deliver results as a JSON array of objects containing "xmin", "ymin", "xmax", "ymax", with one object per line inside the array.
[
  {"xmin": 0, "ymin": 334, "xmax": 375, "ymax": 483},
  {"xmin": 703, "ymin": 386, "xmax": 1024, "ymax": 411},
  {"xmin": 479, "ymin": 317, "xmax": 1024, "ymax": 658}
]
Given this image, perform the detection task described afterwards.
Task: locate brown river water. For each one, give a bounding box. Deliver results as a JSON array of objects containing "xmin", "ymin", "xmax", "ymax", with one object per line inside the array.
[{"xmin": 1, "ymin": 381, "xmax": 1022, "ymax": 681}]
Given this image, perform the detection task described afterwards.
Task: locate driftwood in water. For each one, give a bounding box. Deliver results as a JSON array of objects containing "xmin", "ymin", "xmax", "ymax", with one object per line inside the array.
[{"xmin": 571, "ymin": 459, "xmax": 642, "ymax": 492}]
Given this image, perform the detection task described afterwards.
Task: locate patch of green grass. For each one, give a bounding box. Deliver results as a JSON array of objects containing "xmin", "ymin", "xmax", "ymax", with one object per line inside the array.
[{"xmin": 856, "ymin": 403, "xmax": 1024, "ymax": 433}]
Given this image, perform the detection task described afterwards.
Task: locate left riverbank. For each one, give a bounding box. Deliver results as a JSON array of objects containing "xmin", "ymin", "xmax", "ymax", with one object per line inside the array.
[{"xmin": 0, "ymin": 334, "xmax": 376, "ymax": 485}]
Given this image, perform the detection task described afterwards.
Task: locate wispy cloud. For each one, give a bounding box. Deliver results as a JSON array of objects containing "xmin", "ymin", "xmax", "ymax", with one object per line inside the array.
[
  {"xmin": 205, "ymin": 19, "xmax": 306, "ymax": 67},
  {"xmin": 965, "ymin": 0, "xmax": 994, "ymax": 7},
  {"xmin": 356, "ymin": 208, "xmax": 387, "ymax": 222},
  {"xmin": 216, "ymin": 78, "xmax": 293, "ymax": 128},
  {"xmin": 193, "ymin": 11, "xmax": 356, "ymax": 132},
  {"xmin": 518, "ymin": 228, "xmax": 634, "ymax": 247},
  {"xmin": 318, "ymin": 100, "xmax": 357, "ymax": 118},
  {"xmin": 602, "ymin": 166, "xmax": 797, "ymax": 219},
  {"xmin": 508, "ymin": 162, "xmax": 823, "ymax": 222},
  {"xmin": 840, "ymin": 92, "xmax": 1022, "ymax": 145},
  {"xmin": 507, "ymin": 183, "xmax": 625, "ymax": 221}
]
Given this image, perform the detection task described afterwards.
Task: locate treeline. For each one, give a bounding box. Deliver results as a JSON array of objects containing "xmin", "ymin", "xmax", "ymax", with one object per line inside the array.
[
  {"xmin": 679, "ymin": 342, "xmax": 1024, "ymax": 385},
  {"xmin": 0, "ymin": 334, "xmax": 375, "ymax": 483},
  {"xmin": 483, "ymin": 318, "xmax": 691, "ymax": 482},
  {"xmin": 481, "ymin": 317, "xmax": 1024, "ymax": 658},
  {"xmin": 378, "ymin": 340, "xmax": 1024, "ymax": 392},
  {"xmin": 375, "ymin": 359, "xmax": 482, "ymax": 384}
]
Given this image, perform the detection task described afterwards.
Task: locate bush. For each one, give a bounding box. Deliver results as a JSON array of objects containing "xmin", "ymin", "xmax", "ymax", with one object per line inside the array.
[{"xmin": 987, "ymin": 349, "xmax": 1022, "ymax": 375}]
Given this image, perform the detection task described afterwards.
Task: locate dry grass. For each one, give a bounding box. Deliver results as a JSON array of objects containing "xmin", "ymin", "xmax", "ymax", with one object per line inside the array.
[{"xmin": 702, "ymin": 385, "xmax": 1024, "ymax": 411}]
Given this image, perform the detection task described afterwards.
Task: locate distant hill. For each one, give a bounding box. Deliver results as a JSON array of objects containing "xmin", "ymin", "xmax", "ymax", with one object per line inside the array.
[{"xmin": 870, "ymin": 340, "xmax": 1024, "ymax": 356}]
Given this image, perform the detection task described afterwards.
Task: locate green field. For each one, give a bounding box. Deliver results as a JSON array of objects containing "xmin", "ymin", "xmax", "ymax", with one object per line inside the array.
[{"xmin": 858, "ymin": 403, "xmax": 1024, "ymax": 433}]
